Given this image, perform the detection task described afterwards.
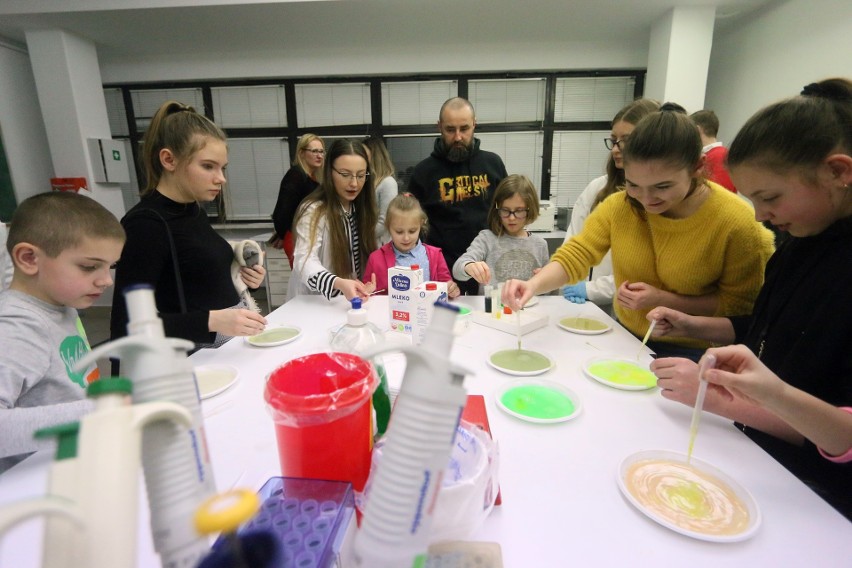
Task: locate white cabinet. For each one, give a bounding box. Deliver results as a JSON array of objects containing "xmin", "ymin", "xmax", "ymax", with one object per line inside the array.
[{"xmin": 264, "ymin": 244, "xmax": 291, "ymax": 308}]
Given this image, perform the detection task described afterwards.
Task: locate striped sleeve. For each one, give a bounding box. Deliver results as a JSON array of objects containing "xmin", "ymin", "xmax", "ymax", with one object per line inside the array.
[{"xmin": 307, "ymin": 270, "xmax": 340, "ymax": 300}]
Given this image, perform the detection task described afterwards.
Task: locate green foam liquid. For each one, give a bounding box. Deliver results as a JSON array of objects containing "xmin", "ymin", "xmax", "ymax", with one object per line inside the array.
[
  {"xmin": 490, "ymin": 349, "xmax": 551, "ymax": 373},
  {"xmin": 249, "ymin": 327, "xmax": 299, "ymax": 345},
  {"xmin": 560, "ymin": 317, "xmax": 609, "ymax": 331},
  {"xmin": 500, "ymin": 385, "xmax": 575, "ymax": 420},
  {"xmin": 588, "ymin": 360, "xmax": 656, "ymax": 387}
]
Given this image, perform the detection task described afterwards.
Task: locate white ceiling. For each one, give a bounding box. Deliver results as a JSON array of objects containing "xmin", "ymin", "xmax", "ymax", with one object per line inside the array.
[{"xmin": 0, "ymin": 0, "xmax": 777, "ymax": 66}]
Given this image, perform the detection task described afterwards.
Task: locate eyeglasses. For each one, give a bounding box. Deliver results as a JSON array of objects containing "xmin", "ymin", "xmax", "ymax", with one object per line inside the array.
[
  {"xmin": 604, "ymin": 137, "xmax": 628, "ymax": 150},
  {"xmin": 333, "ymin": 168, "xmax": 369, "ymax": 182},
  {"xmin": 304, "ymin": 149, "xmax": 325, "ymax": 155},
  {"xmin": 496, "ymin": 207, "xmax": 529, "ymax": 219}
]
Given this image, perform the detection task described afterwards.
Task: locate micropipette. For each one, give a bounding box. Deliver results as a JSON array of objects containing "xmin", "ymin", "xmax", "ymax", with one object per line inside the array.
[{"xmin": 687, "ymin": 354, "xmax": 716, "ymax": 463}]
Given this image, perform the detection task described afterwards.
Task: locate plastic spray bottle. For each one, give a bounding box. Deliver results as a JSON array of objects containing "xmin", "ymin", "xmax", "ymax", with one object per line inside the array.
[
  {"xmin": 352, "ymin": 302, "xmax": 467, "ymax": 567},
  {"xmin": 330, "ymin": 297, "xmax": 392, "ymax": 435},
  {"xmin": 73, "ymin": 285, "xmax": 217, "ymax": 568}
]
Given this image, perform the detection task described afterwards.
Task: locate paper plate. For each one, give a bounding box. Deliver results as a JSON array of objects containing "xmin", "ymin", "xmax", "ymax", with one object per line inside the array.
[
  {"xmin": 194, "ymin": 364, "xmax": 239, "ymax": 399},
  {"xmin": 617, "ymin": 450, "xmax": 761, "ymax": 542},
  {"xmin": 557, "ymin": 316, "xmax": 612, "ymax": 335},
  {"xmin": 487, "ymin": 348, "xmax": 554, "ymax": 376},
  {"xmin": 496, "ymin": 379, "xmax": 582, "ymax": 424},
  {"xmin": 245, "ymin": 326, "xmax": 302, "ymax": 347},
  {"xmin": 583, "ymin": 357, "xmax": 657, "ymax": 390}
]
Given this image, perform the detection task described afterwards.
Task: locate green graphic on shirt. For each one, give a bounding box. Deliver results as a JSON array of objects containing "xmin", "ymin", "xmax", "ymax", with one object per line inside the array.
[{"xmin": 59, "ymin": 335, "xmax": 91, "ymax": 388}]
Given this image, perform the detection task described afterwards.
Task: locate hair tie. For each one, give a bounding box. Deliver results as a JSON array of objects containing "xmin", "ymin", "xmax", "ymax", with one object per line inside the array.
[
  {"xmin": 801, "ymin": 81, "xmax": 852, "ymax": 101},
  {"xmin": 801, "ymin": 83, "xmax": 824, "ymax": 97}
]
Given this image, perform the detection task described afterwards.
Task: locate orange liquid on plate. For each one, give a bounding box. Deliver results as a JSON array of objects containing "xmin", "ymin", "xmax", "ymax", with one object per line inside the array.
[{"xmin": 625, "ymin": 459, "xmax": 750, "ymax": 536}]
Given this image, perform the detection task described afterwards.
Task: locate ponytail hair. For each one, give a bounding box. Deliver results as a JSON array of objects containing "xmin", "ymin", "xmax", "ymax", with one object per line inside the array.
[{"xmin": 141, "ymin": 100, "xmax": 226, "ymax": 195}]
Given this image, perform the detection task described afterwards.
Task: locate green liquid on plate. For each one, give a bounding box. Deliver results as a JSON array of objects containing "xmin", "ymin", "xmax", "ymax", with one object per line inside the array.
[
  {"xmin": 249, "ymin": 327, "xmax": 299, "ymax": 345},
  {"xmin": 560, "ymin": 317, "xmax": 609, "ymax": 331},
  {"xmin": 490, "ymin": 349, "xmax": 551, "ymax": 373},
  {"xmin": 501, "ymin": 385, "xmax": 575, "ymax": 420},
  {"xmin": 588, "ymin": 360, "xmax": 656, "ymax": 387}
]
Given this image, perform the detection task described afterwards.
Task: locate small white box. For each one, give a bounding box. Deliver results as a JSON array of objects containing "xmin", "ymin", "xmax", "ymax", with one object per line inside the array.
[
  {"xmin": 527, "ymin": 200, "xmax": 556, "ymax": 232},
  {"xmin": 471, "ymin": 308, "xmax": 549, "ymax": 335},
  {"xmin": 412, "ymin": 281, "xmax": 448, "ymax": 344}
]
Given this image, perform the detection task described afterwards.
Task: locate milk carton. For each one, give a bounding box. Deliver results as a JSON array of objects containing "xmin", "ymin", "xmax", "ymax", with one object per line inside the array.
[
  {"xmin": 388, "ymin": 265, "xmax": 424, "ymax": 335},
  {"xmin": 413, "ymin": 281, "xmax": 448, "ymax": 345}
]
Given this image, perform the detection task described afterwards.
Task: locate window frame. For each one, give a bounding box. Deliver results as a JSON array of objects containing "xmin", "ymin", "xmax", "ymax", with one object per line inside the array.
[{"xmin": 105, "ymin": 70, "xmax": 644, "ymax": 222}]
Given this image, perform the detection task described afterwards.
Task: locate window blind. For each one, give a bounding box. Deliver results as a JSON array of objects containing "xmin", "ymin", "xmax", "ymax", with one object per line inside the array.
[
  {"xmin": 212, "ymin": 85, "xmax": 287, "ymax": 128},
  {"xmin": 554, "ymin": 77, "xmax": 635, "ymax": 122},
  {"xmin": 295, "ymin": 83, "xmax": 371, "ymax": 128},
  {"xmin": 381, "ymin": 81, "xmax": 458, "ymax": 125},
  {"xmin": 469, "ymin": 78, "xmax": 545, "ymax": 123},
  {"xmin": 550, "ymin": 130, "xmax": 611, "ymax": 208}
]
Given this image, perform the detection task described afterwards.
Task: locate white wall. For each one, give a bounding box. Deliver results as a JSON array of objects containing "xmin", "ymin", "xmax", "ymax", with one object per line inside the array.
[
  {"xmin": 99, "ymin": 40, "xmax": 647, "ymax": 84},
  {"xmin": 706, "ymin": 0, "xmax": 852, "ymax": 142},
  {"xmin": 0, "ymin": 42, "xmax": 53, "ymax": 205}
]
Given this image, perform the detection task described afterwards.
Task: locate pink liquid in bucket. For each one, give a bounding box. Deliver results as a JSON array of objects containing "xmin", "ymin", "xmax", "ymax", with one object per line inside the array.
[{"xmin": 265, "ymin": 352, "xmax": 377, "ymax": 493}]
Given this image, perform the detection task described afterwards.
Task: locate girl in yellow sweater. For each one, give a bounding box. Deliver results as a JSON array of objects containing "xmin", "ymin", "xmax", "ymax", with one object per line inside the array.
[{"xmin": 503, "ymin": 104, "xmax": 775, "ymax": 360}]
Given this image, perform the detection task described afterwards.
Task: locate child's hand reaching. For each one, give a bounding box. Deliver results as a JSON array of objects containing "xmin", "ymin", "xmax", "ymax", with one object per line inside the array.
[
  {"xmin": 463, "ymin": 261, "xmax": 492, "ymax": 284},
  {"xmin": 447, "ymin": 281, "xmax": 461, "ymax": 299},
  {"xmin": 363, "ymin": 273, "xmax": 378, "ymax": 295}
]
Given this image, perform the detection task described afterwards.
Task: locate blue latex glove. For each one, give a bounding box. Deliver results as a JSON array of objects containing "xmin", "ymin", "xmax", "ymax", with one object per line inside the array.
[{"xmin": 561, "ymin": 282, "xmax": 587, "ymax": 304}]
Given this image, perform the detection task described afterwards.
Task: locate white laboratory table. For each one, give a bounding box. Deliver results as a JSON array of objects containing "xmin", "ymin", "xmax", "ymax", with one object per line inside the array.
[{"xmin": 1, "ymin": 295, "xmax": 850, "ymax": 567}]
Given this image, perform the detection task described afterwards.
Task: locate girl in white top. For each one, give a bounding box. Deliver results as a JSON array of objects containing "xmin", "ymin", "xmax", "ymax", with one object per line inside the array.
[
  {"xmin": 289, "ymin": 139, "xmax": 378, "ymax": 301},
  {"xmin": 563, "ymin": 99, "xmax": 660, "ymax": 313},
  {"xmin": 453, "ymin": 174, "xmax": 550, "ymax": 292}
]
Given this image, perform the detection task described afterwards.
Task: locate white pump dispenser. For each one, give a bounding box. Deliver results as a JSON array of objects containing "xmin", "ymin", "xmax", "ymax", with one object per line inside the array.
[
  {"xmin": 0, "ymin": 379, "xmax": 191, "ymax": 568},
  {"xmin": 352, "ymin": 302, "xmax": 468, "ymax": 567},
  {"xmin": 73, "ymin": 285, "xmax": 216, "ymax": 568}
]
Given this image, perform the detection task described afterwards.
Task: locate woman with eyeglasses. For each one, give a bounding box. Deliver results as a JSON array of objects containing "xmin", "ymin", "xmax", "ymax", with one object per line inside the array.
[
  {"xmin": 503, "ymin": 105, "xmax": 775, "ymax": 360},
  {"xmin": 271, "ymin": 133, "xmax": 325, "ymax": 268},
  {"xmin": 560, "ymin": 99, "xmax": 660, "ymax": 315},
  {"xmin": 287, "ymin": 139, "xmax": 378, "ymax": 301},
  {"xmin": 452, "ymin": 174, "xmax": 550, "ymax": 293}
]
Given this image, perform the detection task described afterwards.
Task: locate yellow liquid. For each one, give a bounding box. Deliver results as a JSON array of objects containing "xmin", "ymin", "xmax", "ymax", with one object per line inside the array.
[
  {"xmin": 490, "ymin": 349, "xmax": 551, "ymax": 373},
  {"xmin": 587, "ymin": 360, "xmax": 656, "ymax": 388},
  {"xmin": 625, "ymin": 459, "xmax": 750, "ymax": 536},
  {"xmin": 248, "ymin": 327, "xmax": 299, "ymax": 345},
  {"xmin": 560, "ymin": 317, "xmax": 609, "ymax": 331}
]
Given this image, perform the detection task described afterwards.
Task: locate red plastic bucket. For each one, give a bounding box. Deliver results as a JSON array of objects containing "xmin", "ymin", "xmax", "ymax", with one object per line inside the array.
[{"xmin": 264, "ymin": 352, "xmax": 377, "ymax": 492}]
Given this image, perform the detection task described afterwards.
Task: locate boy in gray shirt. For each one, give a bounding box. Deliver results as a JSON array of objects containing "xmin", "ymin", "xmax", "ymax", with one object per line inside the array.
[{"xmin": 0, "ymin": 192, "xmax": 125, "ymax": 473}]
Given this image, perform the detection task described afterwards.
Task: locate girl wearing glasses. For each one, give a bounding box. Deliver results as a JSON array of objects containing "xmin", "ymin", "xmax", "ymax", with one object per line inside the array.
[
  {"xmin": 271, "ymin": 133, "xmax": 325, "ymax": 268},
  {"xmin": 503, "ymin": 105, "xmax": 775, "ymax": 361},
  {"xmin": 288, "ymin": 139, "xmax": 378, "ymax": 301},
  {"xmin": 452, "ymin": 174, "xmax": 550, "ymax": 292},
  {"xmin": 561, "ymin": 99, "xmax": 660, "ymax": 314}
]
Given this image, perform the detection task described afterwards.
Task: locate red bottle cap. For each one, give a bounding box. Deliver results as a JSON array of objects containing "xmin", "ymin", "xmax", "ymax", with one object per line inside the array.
[
  {"xmin": 503, "ymin": 306, "xmax": 512, "ymax": 315},
  {"xmin": 410, "ymin": 264, "xmax": 420, "ymax": 270},
  {"xmin": 426, "ymin": 282, "xmax": 437, "ymax": 290}
]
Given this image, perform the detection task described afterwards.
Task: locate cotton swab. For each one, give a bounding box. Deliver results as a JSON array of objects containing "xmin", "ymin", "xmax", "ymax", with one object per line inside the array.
[
  {"xmin": 636, "ymin": 319, "xmax": 657, "ymax": 360},
  {"xmin": 516, "ymin": 308, "xmax": 522, "ymax": 351},
  {"xmin": 687, "ymin": 354, "xmax": 716, "ymax": 463}
]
